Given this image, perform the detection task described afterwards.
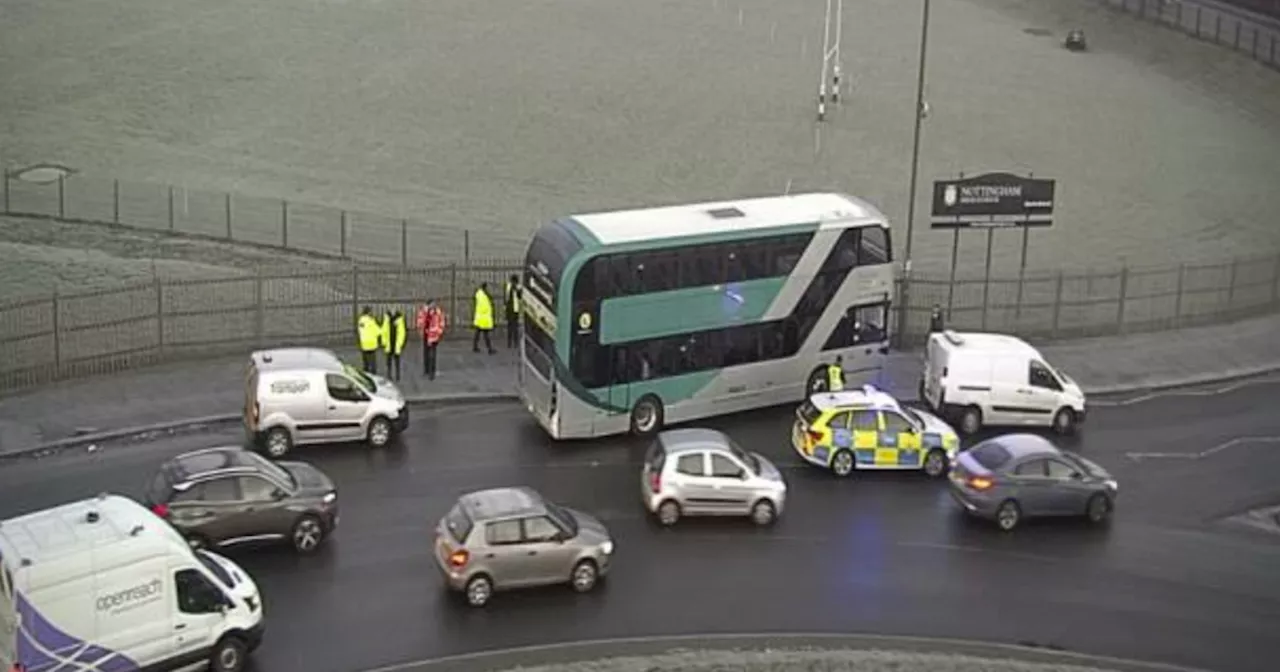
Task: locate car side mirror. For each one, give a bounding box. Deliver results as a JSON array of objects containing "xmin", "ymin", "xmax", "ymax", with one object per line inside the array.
[
  {"xmin": 272, "ymin": 489, "xmax": 289, "ymax": 501},
  {"xmin": 1070, "ymin": 471, "xmax": 1083, "ymax": 480}
]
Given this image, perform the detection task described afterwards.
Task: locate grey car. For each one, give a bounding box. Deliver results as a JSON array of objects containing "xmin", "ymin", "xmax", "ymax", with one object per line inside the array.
[
  {"xmin": 641, "ymin": 428, "xmax": 787, "ymax": 527},
  {"xmin": 949, "ymin": 433, "xmax": 1118, "ymax": 531},
  {"xmin": 433, "ymin": 487, "xmax": 614, "ymax": 607},
  {"xmin": 144, "ymin": 446, "xmax": 339, "ymax": 553}
]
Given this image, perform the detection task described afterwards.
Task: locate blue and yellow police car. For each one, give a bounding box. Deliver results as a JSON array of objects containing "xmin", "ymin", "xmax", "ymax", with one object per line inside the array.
[{"xmin": 792, "ymin": 385, "xmax": 961, "ymax": 478}]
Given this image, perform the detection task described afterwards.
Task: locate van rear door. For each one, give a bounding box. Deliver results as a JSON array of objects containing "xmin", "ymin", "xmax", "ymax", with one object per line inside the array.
[
  {"xmin": 0, "ymin": 561, "xmax": 17, "ymax": 671},
  {"xmin": 244, "ymin": 364, "xmax": 259, "ymax": 433}
]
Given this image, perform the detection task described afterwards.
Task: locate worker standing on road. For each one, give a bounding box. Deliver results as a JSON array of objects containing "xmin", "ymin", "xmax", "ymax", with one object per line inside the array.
[
  {"xmin": 417, "ymin": 298, "xmax": 447, "ymax": 380},
  {"xmin": 827, "ymin": 355, "xmax": 845, "ymax": 392},
  {"xmin": 473, "ymin": 282, "xmax": 496, "ymax": 355},
  {"xmin": 930, "ymin": 304, "xmax": 945, "ymax": 333},
  {"xmin": 357, "ymin": 306, "xmax": 381, "ymax": 374},
  {"xmin": 504, "ymin": 274, "xmax": 522, "ymax": 350},
  {"xmin": 385, "ymin": 310, "xmax": 407, "ymax": 381}
]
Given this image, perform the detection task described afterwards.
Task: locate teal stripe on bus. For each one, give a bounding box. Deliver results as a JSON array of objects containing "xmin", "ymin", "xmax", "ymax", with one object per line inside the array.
[
  {"xmin": 588, "ymin": 370, "xmax": 719, "ymax": 408},
  {"xmin": 598, "ymin": 277, "xmax": 786, "ymax": 345}
]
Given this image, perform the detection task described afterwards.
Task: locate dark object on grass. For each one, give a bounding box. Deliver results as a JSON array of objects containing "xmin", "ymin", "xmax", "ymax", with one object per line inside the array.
[{"xmin": 1064, "ymin": 29, "xmax": 1087, "ymax": 52}]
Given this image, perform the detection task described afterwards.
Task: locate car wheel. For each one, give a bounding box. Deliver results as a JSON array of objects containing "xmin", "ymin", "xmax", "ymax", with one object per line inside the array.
[
  {"xmin": 1052, "ymin": 408, "xmax": 1076, "ymax": 435},
  {"xmin": 185, "ymin": 534, "xmax": 213, "ymax": 552},
  {"xmin": 806, "ymin": 367, "xmax": 828, "ymax": 395},
  {"xmin": 960, "ymin": 406, "xmax": 983, "ymax": 435},
  {"xmin": 830, "ymin": 449, "xmax": 855, "ymax": 477},
  {"xmin": 570, "ymin": 560, "xmax": 598, "ymax": 593},
  {"xmin": 923, "ymin": 449, "xmax": 948, "ymax": 478},
  {"xmin": 630, "ymin": 395, "xmax": 664, "ymax": 437},
  {"xmin": 264, "ymin": 427, "xmax": 292, "ymax": 459},
  {"xmin": 465, "ymin": 574, "xmax": 493, "ymax": 607},
  {"xmin": 750, "ymin": 499, "xmax": 777, "ymax": 526},
  {"xmin": 367, "ymin": 416, "xmax": 393, "ymax": 448},
  {"xmin": 209, "ymin": 636, "xmax": 247, "ymax": 672},
  {"xmin": 291, "ymin": 515, "xmax": 326, "ymax": 554},
  {"xmin": 996, "ymin": 500, "xmax": 1021, "ymax": 532},
  {"xmin": 1086, "ymin": 493, "xmax": 1111, "ymax": 524},
  {"xmin": 657, "ymin": 499, "xmax": 681, "ymax": 526}
]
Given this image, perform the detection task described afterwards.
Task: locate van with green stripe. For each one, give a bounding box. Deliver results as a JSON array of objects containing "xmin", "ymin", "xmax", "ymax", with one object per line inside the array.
[{"xmin": 517, "ymin": 193, "xmax": 896, "ymax": 439}]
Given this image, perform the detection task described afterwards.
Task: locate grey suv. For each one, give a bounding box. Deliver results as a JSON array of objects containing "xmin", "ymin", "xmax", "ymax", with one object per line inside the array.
[
  {"xmin": 433, "ymin": 487, "xmax": 614, "ymax": 607},
  {"xmin": 145, "ymin": 446, "xmax": 339, "ymax": 553}
]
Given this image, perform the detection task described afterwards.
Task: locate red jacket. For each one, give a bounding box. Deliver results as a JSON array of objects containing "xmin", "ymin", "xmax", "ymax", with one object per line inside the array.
[{"xmin": 416, "ymin": 305, "xmax": 447, "ymax": 345}]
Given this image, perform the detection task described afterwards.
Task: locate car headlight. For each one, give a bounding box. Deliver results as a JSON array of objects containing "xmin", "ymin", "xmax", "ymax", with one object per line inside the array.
[
  {"xmin": 1104, "ymin": 479, "xmax": 1118, "ymax": 492},
  {"xmin": 600, "ymin": 540, "xmax": 614, "ymax": 555},
  {"xmin": 322, "ymin": 492, "xmax": 337, "ymax": 505}
]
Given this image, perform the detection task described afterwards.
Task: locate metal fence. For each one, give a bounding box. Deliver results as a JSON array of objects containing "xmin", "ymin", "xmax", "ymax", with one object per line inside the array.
[
  {"xmin": 4, "ymin": 254, "xmax": 1279, "ymax": 393},
  {"xmin": 1104, "ymin": 0, "xmax": 1280, "ymax": 69},
  {"xmin": 1, "ymin": 167, "xmax": 502, "ymax": 265}
]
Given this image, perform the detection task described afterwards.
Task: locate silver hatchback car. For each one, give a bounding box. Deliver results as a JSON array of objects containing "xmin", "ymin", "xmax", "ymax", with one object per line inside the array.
[
  {"xmin": 433, "ymin": 487, "xmax": 614, "ymax": 607},
  {"xmin": 641, "ymin": 428, "xmax": 787, "ymax": 526}
]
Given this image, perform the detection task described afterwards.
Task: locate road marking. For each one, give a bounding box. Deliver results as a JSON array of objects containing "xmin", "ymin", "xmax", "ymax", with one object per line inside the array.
[
  {"xmin": 1126, "ymin": 435, "xmax": 1280, "ymax": 462},
  {"xmin": 1090, "ymin": 375, "xmax": 1280, "ymax": 408}
]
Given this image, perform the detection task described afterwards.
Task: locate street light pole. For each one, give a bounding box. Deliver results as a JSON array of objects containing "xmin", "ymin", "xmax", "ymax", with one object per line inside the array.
[{"xmin": 898, "ymin": 0, "xmax": 932, "ymax": 343}]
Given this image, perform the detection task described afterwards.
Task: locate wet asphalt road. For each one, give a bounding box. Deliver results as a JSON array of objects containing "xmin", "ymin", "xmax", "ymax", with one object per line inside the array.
[{"xmin": 3, "ymin": 381, "xmax": 1280, "ymax": 672}]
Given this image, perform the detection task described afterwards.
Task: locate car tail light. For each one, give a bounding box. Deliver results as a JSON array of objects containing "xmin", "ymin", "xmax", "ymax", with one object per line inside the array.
[
  {"xmin": 151, "ymin": 503, "xmax": 170, "ymax": 519},
  {"xmin": 806, "ymin": 430, "xmax": 824, "ymax": 444},
  {"xmin": 648, "ymin": 471, "xmax": 661, "ymax": 494},
  {"xmin": 968, "ymin": 476, "xmax": 994, "ymax": 491},
  {"xmin": 447, "ymin": 549, "xmax": 469, "ymax": 569}
]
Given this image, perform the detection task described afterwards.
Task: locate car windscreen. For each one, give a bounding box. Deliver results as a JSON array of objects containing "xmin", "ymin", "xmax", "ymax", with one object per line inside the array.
[
  {"xmin": 343, "ymin": 364, "xmax": 378, "ymax": 393},
  {"xmin": 1068, "ymin": 452, "xmax": 1109, "ymax": 477},
  {"xmin": 146, "ymin": 470, "xmax": 174, "ymax": 505},
  {"xmin": 900, "ymin": 406, "xmax": 925, "ymax": 428},
  {"xmin": 728, "ymin": 439, "xmax": 761, "ymax": 475},
  {"xmin": 969, "ymin": 441, "xmax": 1013, "ymax": 471},
  {"xmin": 246, "ymin": 452, "xmax": 297, "ymax": 490},
  {"xmin": 798, "ymin": 400, "xmax": 822, "ymax": 426},
  {"xmin": 546, "ymin": 502, "xmax": 579, "ymax": 535},
  {"xmin": 196, "ymin": 551, "xmax": 236, "ymax": 589},
  {"xmin": 443, "ymin": 504, "xmax": 473, "ymax": 544}
]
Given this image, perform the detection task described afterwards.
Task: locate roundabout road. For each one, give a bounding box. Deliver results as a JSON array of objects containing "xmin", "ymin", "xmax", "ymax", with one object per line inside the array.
[{"xmin": 3, "ymin": 383, "xmax": 1280, "ymax": 672}]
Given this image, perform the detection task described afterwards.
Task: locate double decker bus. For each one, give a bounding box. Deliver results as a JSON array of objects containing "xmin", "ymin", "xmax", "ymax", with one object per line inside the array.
[{"xmin": 517, "ymin": 192, "xmax": 895, "ymax": 439}]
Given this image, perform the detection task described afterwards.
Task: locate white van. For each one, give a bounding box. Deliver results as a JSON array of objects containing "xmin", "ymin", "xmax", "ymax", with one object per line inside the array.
[
  {"xmin": 244, "ymin": 347, "xmax": 408, "ymax": 459},
  {"xmin": 0, "ymin": 494, "xmax": 264, "ymax": 672},
  {"xmin": 920, "ymin": 330, "xmax": 1086, "ymax": 436}
]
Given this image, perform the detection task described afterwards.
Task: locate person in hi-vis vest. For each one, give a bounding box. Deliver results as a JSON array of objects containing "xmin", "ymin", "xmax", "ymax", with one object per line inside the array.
[
  {"xmin": 417, "ymin": 298, "xmax": 447, "ymax": 379},
  {"xmin": 827, "ymin": 355, "xmax": 846, "ymax": 392},
  {"xmin": 357, "ymin": 306, "xmax": 381, "ymax": 374},
  {"xmin": 504, "ymin": 274, "xmax": 522, "ymax": 350},
  {"xmin": 383, "ymin": 310, "xmax": 408, "ymax": 381},
  {"xmin": 472, "ymin": 282, "xmax": 496, "ymax": 355}
]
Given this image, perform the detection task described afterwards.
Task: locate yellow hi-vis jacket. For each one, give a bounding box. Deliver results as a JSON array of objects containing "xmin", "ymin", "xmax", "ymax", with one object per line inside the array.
[
  {"xmin": 357, "ymin": 314, "xmax": 380, "ymax": 352},
  {"xmin": 380, "ymin": 313, "xmax": 393, "ymax": 353},
  {"xmin": 388, "ymin": 314, "xmax": 407, "ymax": 355},
  {"xmin": 473, "ymin": 289, "xmax": 494, "ymax": 330},
  {"xmin": 827, "ymin": 364, "xmax": 845, "ymax": 391}
]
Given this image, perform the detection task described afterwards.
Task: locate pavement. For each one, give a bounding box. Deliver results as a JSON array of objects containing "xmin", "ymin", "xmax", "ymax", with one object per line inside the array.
[
  {"xmin": 3, "ymin": 382, "xmax": 1278, "ymax": 672},
  {"xmin": 4, "ymin": 312, "xmax": 1280, "ymax": 457}
]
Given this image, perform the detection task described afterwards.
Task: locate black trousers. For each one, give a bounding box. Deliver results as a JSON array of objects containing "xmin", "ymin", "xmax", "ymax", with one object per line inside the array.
[
  {"xmin": 506, "ymin": 315, "xmax": 519, "ymax": 348},
  {"xmin": 473, "ymin": 328, "xmax": 494, "ymax": 353},
  {"xmin": 423, "ymin": 342, "xmax": 439, "ymax": 378},
  {"xmin": 385, "ymin": 352, "xmax": 402, "ymax": 381},
  {"xmin": 361, "ymin": 350, "xmax": 377, "ymax": 374}
]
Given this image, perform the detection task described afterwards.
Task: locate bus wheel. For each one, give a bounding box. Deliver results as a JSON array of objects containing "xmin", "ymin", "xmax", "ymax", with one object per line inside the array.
[
  {"xmin": 630, "ymin": 395, "xmax": 665, "ymax": 437},
  {"xmin": 806, "ymin": 367, "xmax": 828, "ymax": 396}
]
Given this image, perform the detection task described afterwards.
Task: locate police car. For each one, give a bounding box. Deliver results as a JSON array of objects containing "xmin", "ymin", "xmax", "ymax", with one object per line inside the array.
[{"xmin": 792, "ymin": 385, "xmax": 961, "ymax": 478}]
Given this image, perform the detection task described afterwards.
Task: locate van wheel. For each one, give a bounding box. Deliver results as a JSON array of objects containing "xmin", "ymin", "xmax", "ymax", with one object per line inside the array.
[
  {"xmin": 831, "ymin": 449, "xmax": 855, "ymax": 477},
  {"xmin": 210, "ymin": 636, "xmax": 247, "ymax": 672},
  {"xmin": 630, "ymin": 395, "xmax": 664, "ymax": 436},
  {"xmin": 263, "ymin": 427, "xmax": 292, "ymax": 459},
  {"xmin": 465, "ymin": 574, "xmax": 493, "ymax": 607},
  {"xmin": 806, "ymin": 367, "xmax": 828, "ymax": 395},
  {"xmin": 570, "ymin": 560, "xmax": 599, "ymax": 593},
  {"xmin": 960, "ymin": 406, "xmax": 983, "ymax": 435},
  {"xmin": 923, "ymin": 449, "xmax": 948, "ymax": 478},
  {"xmin": 1052, "ymin": 408, "xmax": 1077, "ymax": 436},
  {"xmin": 367, "ymin": 416, "xmax": 393, "ymax": 448},
  {"xmin": 291, "ymin": 515, "xmax": 326, "ymax": 554}
]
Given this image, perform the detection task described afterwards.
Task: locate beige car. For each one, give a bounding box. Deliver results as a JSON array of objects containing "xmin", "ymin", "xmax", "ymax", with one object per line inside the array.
[{"xmin": 433, "ymin": 487, "xmax": 614, "ymax": 607}]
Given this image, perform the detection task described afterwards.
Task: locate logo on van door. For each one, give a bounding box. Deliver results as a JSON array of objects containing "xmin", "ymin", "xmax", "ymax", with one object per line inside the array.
[{"xmin": 96, "ymin": 579, "xmax": 163, "ymax": 613}]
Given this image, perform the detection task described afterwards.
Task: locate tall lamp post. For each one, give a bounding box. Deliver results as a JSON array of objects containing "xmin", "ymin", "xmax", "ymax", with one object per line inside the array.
[{"xmin": 898, "ymin": 0, "xmax": 933, "ymax": 344}]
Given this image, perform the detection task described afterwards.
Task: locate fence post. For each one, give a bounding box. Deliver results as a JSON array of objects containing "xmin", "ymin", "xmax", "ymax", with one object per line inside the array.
[
  {"xmin": 1272, "ymin": 33, "xmax": 1277, "ymax": 66},
  {"xmin": 401, "ymin": 219, "xmax": 409, "ymax": 267},
  {"xmin": 1116, "ymin": 267, "xmax": 1130, "ymax": 333},
  {"xmin": 1195, "ymin": 6, "xmax": 1201, "ymax": 37},
  {"xmin": 167, "ymin": 186, "xmax": 175, "ymax": 231},
  {"xmin": 1234, "ymin": 20, "xmax": 1242, "ymax": 50},
  {"xmin": 225, "ymin": 193, "xmax": 233, "ymax": 239},
  {"xmin": 1226, "ymin": 258, "xmax": 1239, "ymax": 314},
  {"xmin": 254, "ymin": 266, "xmax": 266, "ymax": 347},
  {"xmin": 1272, "ymin": 253, "xmax": 1280, "ymax": 306},
  {"xmin": 57, "ymin": 175, "xmax": 65, "ymax": 219},
  {"xmin": 351, "ymin": 266, "xmax": 360, "ymax": 327},
  {"xmin": 1176, "ymin": 0, "xmax": 1182, "ymax": 29},
  {"xmin": 340, "ymin": 211, "xmax": 348, "ymax": 258},
  {"xmin": 1051, "ymin": 271, "xmax": 1064, "ymax": 337},
  {"xmin": 1173, "ymin": 263, "xmax": 1186, "ymax": 327},
  {"xmin": 450, "ymin": 264, "xmax": 459, "ymax": 329},
  {"xmin": 112, "ymin": 179, "xmax": 120, "ymax": 224},
  {"xmin": 1139, "ymin": 0, "xmax": 1145, "ymax": 19},
  {"xmin": 1253, "ymin": 26, "xmax": 1260, "ymax": 59},
  {"xmin": 155, "ymin": 273, "xmax": 165, "ymax": 359},
  {"xmin": 51, "ymin": 288, "xmax": 62, "ymax": 379},
  {"xmin": 1215, "ymin": 14, "xmax": 1222, "ymax": 44},
  {"xmin": 281, "ymin": 200, "xmax": 289, "ymax": 248},
  {"xmin": 2, "ymin": 169, "xmax": 8, "ymax": 213}
]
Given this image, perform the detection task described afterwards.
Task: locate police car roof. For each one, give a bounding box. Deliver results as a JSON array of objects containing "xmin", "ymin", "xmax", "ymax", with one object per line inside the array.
[
  {"xmin": 251, "ymin": 347, "xmax": 345, "ymax": 373},
  {"xmin": 810, "ymin": 387, "xmax": 901, "ymax": 413}
]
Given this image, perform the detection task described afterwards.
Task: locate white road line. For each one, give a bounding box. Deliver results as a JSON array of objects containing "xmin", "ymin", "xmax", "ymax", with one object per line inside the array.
[
  {"xmin": 1090, "ymin": 375, "xmax": 1280, "ymax": 408},
  {"xmin": 1126, "ymin": 435, "xmax": 1280, "ymax": 462}
]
